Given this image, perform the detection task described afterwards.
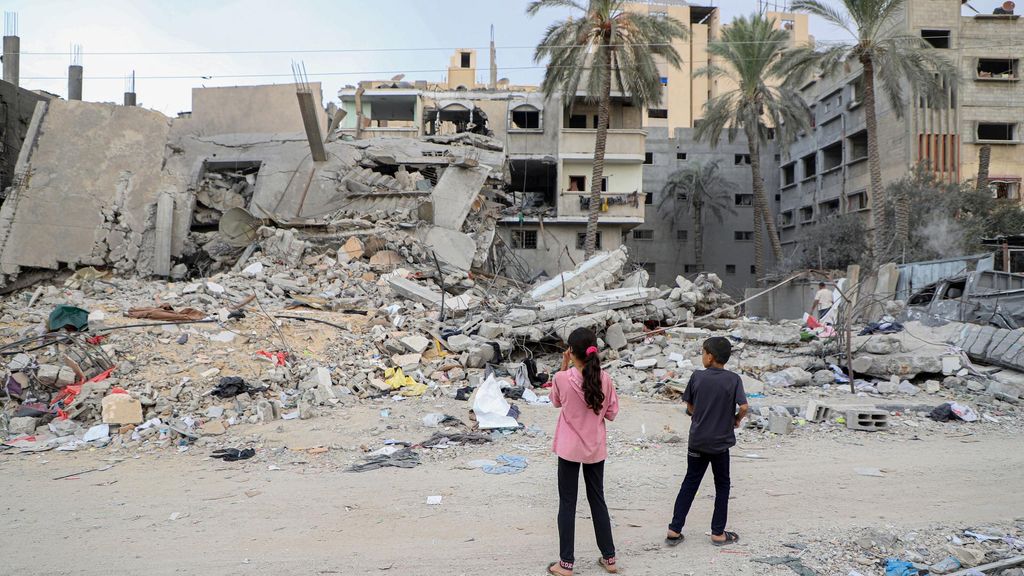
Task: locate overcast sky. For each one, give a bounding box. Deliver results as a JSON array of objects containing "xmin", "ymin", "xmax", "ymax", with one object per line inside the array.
[{"xmin": 8, "ymin": 0, "xmax": 859, "ymax": 115}]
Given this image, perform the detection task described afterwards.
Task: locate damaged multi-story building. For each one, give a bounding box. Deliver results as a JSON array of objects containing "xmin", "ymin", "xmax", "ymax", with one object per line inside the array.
[{"xmin": 775, "ymin": 0, "xmax": 1024, "ymax": 260}]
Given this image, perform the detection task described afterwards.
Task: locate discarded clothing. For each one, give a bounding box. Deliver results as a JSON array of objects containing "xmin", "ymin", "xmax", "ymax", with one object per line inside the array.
[
  {"xmin": 48, "ymin": 305, "xmax": 89, "ymax": 332},
  {"xmin": 859, "ymin": 321, "xmax": 905, "ymax": 335},
  {"xmin": 127, "ymin": 305, "xmax": 207, "ymax": 322},
  {"xmin": 210, "ymin": 448, "xmax": 255, "ymax": 462},
  {"xmin": 928, "ymin": 402, "xmax": 979, "ymax": 422},
  {"xmin": 884, "ymin": 558, "xmax": 919, "ymax": 576},
  {"xmin": 455, "ymin": 386, "xmax": 473, "ymax": 401},
  {"xmin": 482, "ymin": 454, "xmax": 528, "ymax": 475},
  {"xmin": 210, "ymin": 377, "xmax": 268, "ymax": 398},
  {"xmin": 751, "ymin": 556, "xmax": 818, "ymax": 576},
  {"xmin": 346, "ymin": 447, "xmax": 420, "ymax": 472},
  {"xmin": 421, "ymin": 432, "xmax": 492, "ymax": 448}
]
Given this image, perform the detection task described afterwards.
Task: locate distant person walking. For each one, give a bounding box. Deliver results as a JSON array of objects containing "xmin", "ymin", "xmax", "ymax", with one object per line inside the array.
[
  {"xmin": 665, "ymin": 337, "xmax": 748, "ymax": 548},
  {"xmin": 547, "ymin": 327, "xmax": 620, "ymax": 575},
  {"xmin": 811, "ymin": 282, "xmax": 834, "ymax": 320}
]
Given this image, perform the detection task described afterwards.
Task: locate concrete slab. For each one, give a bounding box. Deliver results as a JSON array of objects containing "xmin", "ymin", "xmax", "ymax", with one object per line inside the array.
[
  {"xmin": 415, "ymin": 225, "xmax": 476, "ymax": 271},
  {"xmin": 430, "ymin": 165, "xmax": 489, "ymax": 231}
]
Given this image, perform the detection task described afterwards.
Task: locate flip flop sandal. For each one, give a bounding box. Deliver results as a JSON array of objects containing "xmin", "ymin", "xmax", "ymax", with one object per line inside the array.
[
  {"xmin": 665, "ymin": 534, "xmax": 685, "ymax": 547},
  {"xmin": 547, "ymin": 561, "xmax": 572, "ymax": 575},
  {"xmin": 598, "ymin": 557, "xmax": 619, "ymax": 573},
  {"xmin": 712, "ymin": 531, "xmax": 740, "ymax": 546}
]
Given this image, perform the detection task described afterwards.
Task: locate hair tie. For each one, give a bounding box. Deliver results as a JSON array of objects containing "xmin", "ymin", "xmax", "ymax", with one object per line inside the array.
[{"xmin": 585, "ymin": 346, "xmax": 599, "ymax": 357}]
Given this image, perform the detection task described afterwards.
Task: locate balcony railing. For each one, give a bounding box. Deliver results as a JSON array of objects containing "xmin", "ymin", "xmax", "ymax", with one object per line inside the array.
[{"xmin": 557, "ymin": 190, "xmax": 646, "ymax": 221}]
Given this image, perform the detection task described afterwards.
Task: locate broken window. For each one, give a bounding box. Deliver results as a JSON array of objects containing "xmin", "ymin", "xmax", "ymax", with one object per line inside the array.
[
  {"xmin": 734, "ymin": 230, "xmax": 753, "ymax": 242},
  {"xmin": 822, "ymin": 142, "xmax": 843, "ymax": 171},
  {"xmin": 782, "ymin": 163, "xmax": 796, "ymax": 186},
  {"xmin": 781, "ymin": 210, "xmax": 795, "ymax": 227},
  {"xmin": 848, "ymin": 131, "xmax": 869, "ymax": 161},
  {"xmin": 801, "ymin": 153, "xmax": 817, "ymax": 179},
  {"xmin": 977, "ymin": 58, "xmax": 1018, "ymax": 80},
  {"xmin": 921, "ymin": 29, "xmax": 951, "ymax": 49},
  {"xmin": 510, "ymin": 105, "xmax": 541, "ymax": 130},
  {"xmin": 509, "ymin": 159, "xmax": 557, "ymax": 208},
  {"xmin": 684, "ymin": 264, "xmax": 697, "ymax": 273},
  {"xmin": 726, "ymin": 264, "xmax": 736, "ymax": 274},
  {"xmin": 991, "ymin": 180, "xmax": 1021, "ymax": 200},
  {"xmin": 568, "ymin": 115, "xmax": 588, "ymax": 129},
  {"xmin": 644, "ymin": 152, "xmax": 654, "ymax": 164},
  {"xmin": 568, "ymin": 175, "xmax": 586, "ymax": 191},
  {"xmin": 942, "ymin": 279, "xmax": 967, "ymax": 300},
  {"xmin": 677, "ymin": 230, "xmax": 688, "ymax": 242},
  {"xmin": 576, "ymin": 232, "xmax": 603, "ymax": 250},
  {"xmin": 460, "ymin": 52, "xmax": 472, "ymax": 68},
  {"xmin": 632, "ymin": 229, "xmax": 654, "ymax": 241},
  {"xmin": 734, "ymin": 154, "xmax": 751, "ymax": 165},
  {"xmin": 511, "ymin": 229, "xmax": 538, "ymax": 249},
  {"xmin": 641, "ymin": 262, "xmax": 656, "ymax": 276},
  {"xmin": 819, "ymin": 199, "xmax": 840, "ymax": 217},
  {"xmin": 645, "ymin": 191, "xmax": 653, "ymax": 205},
  {"xmin": 676, "ymin": 152, "xmax": 687, "ymax": 160},
  {"xmin": 735, "ymin": 194, "xmax": 753, "ymax": 206},
  {"xmin": 978, "ymin": 122, "xmax": 1017, "ymax": 142},
  {"xmin": 648, "ymin": 108, "xmax": 668, "ymax": 119},
  {"xmin": 846, "ymin": 191, "xmax": 868, "ymax": 211},
  {"xmin": 800, "ymin": 205, "xmax": 814, "ymax": 223}
]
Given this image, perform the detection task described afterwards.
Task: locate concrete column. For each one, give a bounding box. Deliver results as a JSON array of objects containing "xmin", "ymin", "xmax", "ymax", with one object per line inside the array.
[
  {"xmin": 2, "ymin": 35, "xmax": 18, "ymax": 86},
  {"xmin": 123, "ymin": 92, "xmax": 136, "ymax": 106},
  {"xmin": 68, "ymin": 65, "xmax": 83, "ymax": 100}
]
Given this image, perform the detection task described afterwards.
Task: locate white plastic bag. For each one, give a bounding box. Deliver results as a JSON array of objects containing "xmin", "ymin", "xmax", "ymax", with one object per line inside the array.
[{"xmin": 472, "ymin": 375, "xmax": 519, "ymax": 429}]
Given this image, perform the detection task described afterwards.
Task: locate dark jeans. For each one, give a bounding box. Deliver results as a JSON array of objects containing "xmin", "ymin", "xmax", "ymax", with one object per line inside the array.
[
  {"xmin": 557, "ymin": 457, "xmax": 615, "ymax": 565},
  {"xmin": 668, "ymin": 449, "xmax": 731, "ymax": 535}
]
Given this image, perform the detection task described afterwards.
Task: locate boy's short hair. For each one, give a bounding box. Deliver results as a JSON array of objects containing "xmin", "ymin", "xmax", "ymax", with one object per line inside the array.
[
  {"xmin": 818, "ymin": 282, "xmax": 826, "ymax": 288},
  {"xmin": 702, "ymin": 336, "xmax": 732, "ymax": 365}
]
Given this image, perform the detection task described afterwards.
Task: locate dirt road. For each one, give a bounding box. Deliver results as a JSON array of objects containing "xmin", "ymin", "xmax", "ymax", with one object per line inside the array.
[{"xmin": 2, "ymin": 397, "xmax": 1020, "ymax": 576}]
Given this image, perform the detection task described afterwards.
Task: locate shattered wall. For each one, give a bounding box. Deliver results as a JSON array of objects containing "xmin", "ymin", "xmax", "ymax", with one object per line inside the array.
[
  {"xmin": 0, "ymin": 99, "xmax": 173, "ymax": 281},
  {"xmin": 189, "ymin": 83, "xmax": 327, "ymax": 137}
]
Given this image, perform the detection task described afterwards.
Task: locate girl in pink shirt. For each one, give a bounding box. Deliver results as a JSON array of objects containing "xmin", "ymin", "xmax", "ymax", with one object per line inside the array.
[{"xmin": 547, "ymin": 328, "xmax": 620, "ymax": 576}]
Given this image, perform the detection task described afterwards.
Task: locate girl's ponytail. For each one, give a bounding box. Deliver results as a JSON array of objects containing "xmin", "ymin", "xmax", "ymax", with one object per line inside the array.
[{"xmin": 568, "ymin": 327, "xmax": 605, "ymax": 415}]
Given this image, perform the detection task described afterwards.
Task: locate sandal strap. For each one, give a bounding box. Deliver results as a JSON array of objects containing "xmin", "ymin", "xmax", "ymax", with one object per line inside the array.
[
  {"xmin": 559, "ymin": 560, "xmax": 574, "ymax": 569},
  {"xmin": 603, "ymin": 557, "xmax": 617, "ymax": 565}
]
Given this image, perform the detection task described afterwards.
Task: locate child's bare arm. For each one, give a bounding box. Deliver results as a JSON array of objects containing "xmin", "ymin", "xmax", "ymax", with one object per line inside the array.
[
  {"xmin": 686, "ymin": 402, "xmax": 695, "ymax": 416},
  {"xmin": 734, "ymin": 403, "xmax": 749, "ymax": 428}
]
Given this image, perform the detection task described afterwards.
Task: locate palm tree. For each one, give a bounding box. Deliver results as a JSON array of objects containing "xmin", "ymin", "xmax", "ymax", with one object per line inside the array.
[
  {"xmin": 787, "ymin": 0, "xmax": 957, "ymax": 263},
  {"xmin": 527, "ymin": 0, "xmax": 689, "ymax": 259},
  {"xmin": 657, "ymin": 160, "xmax": 736, "ymax": 272},
  {"xmin": 695, "ymin": 14, "xmax": 812, "ymax": 278}
]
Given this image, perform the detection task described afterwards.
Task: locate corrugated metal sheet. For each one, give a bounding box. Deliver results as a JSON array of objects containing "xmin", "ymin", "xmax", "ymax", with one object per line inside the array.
[{"xmin": 896, "ymin": 253, "xmax": 994, "ymax": 300}]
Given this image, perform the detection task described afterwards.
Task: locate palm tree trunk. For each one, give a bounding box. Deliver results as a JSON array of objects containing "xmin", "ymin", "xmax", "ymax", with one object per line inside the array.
[
  {"xmin": 976, "ymin": 144, "xmax": 992, "ymax": 194},
  {"xmin": 584, "ymin": 49, "xmax": 613, "ymax": 260},
  {"xmin": 861, "ymin": 56, "xmax": 887, "ymax": 263},
  {"xmin": 743, "ymin": 127, "xmax": 766, "ymax": 279},
  {"xmin": 747, "ymin": 132, "xmax": 783, "ymax": 263},
  {"xmin": 693, "ymin": 199, "xmax": 703, "ymax": 271}
]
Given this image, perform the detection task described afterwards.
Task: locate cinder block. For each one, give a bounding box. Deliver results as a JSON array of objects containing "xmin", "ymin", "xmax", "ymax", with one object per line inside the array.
[
  {"xmin": 806, "ymin": 400, "xmax": 835, "ymax": 423},
  {"xmin": 845, "ymin": 409, "xmax": 889, "ymax": 432}
]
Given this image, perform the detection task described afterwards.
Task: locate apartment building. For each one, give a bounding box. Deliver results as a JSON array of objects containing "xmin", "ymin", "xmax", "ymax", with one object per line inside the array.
[
  {"xmin": 776, "ymin": 1, "xmax": 1024, "ymax": 260},
  {"xmin": 623, "ymin": 1, "xmax": 809, "ymax": 288},
  {"xmin": 335, "ymin": 49, "xmax": 648, "ymax": 281}
]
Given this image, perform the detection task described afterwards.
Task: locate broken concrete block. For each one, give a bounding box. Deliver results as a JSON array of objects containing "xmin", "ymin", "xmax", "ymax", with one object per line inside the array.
[
  {"xmin": 392, "ymin": 353, "xmax": 422, "ymax": 371},
  {"xmin": 604, "ymin": 323, "xmax": 627, "ymax": 350},
  {"xmin": 430, "ymin": 165, "xmax": 489, "ymax": 230},
  {"xmin": 101, "ymin": 393, "xmax": 143, "ymax": 425},
  {"xmin": 535, "ymin": 287, "xmax": 658, "ymax": 321},
  {"xmin": 897, "ymin": 380, "xmax": 920, "ymax": 396},
  {"xmin": 477, "ymin": 322, "xmax": 509, "ymax": 340},
  {"xmin": 300, "ymin": 367, "xmax": 333, "ymax": 392},
  {"xmin": 812, "ymin": 370, "xmax": 834, "ymax": 385},
  {"xmin": 447, "ymin": 334, "xmax": 474, "ymax": 353},
  {"xmin": 387, "ymin": 277, "xmax": 442, "ymax": 307},
  {"xmin": 504, "ymin": 308, "xmax": 537, "ymax": 327},
  {"xmin": 415, "ymin": 226, "xmax": 476, "ymax": 271},
  {"xmin": 202, "ymin": 420, "xmax": 226, "ymax": 435},
  {"xmin": 530, "ymin": 248, "xmax": 628, "ymax": 301},
  {"xmin": 56, "ymin": 366, "xmax": 77, "ymax": 387},
  {"xmin": 864, "ymin": 336, "xmax": 901, "ymax": 355},
  {"xmin": 465, "ymin": 345, "xmax": 496, "ymax": 368},
  {"xmin": 675, "ymin": 275, "xmax": 694, "ymax": 292},
  {"xmin": 735, "ymin": 323, "xmax": 801, "ymax": 346},
  {"xmin": 8, "ymin": 416, "xmax": 39, "ymax": 435},
  {"xmin": 339, "ymin": 237, "xmax": 365, "ymax": 261},
  {"xmin": 400, "ymin": 335, "xmax": 431, "ymax": 354},
  {"xmin": 36, "ymin": 364, "xmax": 60, "ymax": 386},
  {"xmin": 369, "ymin": 250, "xmax": 403, "ymax": 267},
  {"xmin": 924, "ymin": 380, "xmax": 941, "ymax": 394},
  {"xmin": 768, "ymin": 412, "xmax": 792, "ymax": 434},
  {"xmin": 634, "ymin": 358, "xmax": 658, "ymax": 370},
  {"xmin": 876, "ymin": 376, "xmax": 898, "ymax": 394}
]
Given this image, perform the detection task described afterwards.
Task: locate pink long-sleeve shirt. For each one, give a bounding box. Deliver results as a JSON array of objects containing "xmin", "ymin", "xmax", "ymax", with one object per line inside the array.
[{"xmin": 551, "ymin": 367, "xmax": 619, "ymax": 464}]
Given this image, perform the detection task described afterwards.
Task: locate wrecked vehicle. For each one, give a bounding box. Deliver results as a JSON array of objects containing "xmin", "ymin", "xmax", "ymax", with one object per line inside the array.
[{"xmin": 906, "ymin": 270, "xmax": 1024, "ymax": 329}]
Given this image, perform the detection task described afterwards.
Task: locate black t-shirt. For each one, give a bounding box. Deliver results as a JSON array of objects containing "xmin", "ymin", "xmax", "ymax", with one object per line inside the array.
[{"xmin": 682, "ymin": 367, "xmax": 748, "ymax": 454}]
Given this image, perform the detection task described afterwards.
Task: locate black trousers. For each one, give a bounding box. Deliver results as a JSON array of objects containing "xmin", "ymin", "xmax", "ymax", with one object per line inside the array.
[
  {"xmin": 668, "ymin": 449, "xmax": 731, "ymax": 535},
  {"xmin": 557, "ymin": 457, "xmax": 615, "ymax": 565}
]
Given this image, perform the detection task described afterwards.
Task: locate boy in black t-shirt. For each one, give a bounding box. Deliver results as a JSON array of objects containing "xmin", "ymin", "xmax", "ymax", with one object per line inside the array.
[{"xmin": 665, "ymin": 336, "xmax": 748, "ymax": 547}]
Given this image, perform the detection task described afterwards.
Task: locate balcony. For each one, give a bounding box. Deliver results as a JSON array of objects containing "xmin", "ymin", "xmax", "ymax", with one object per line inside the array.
[
  {"xmin": 559, "ymin": 129, "xmax": 647, "ymax": 161},
  {"xmin": 557, "ymin": 190, "xmax": 646, "ymax": 223},
  {"xmin": 337, "ymin": 126, "xmax": 421, "ymax": 139},
  {"xmin": 508, "ymin": 131, "xmax": 555, "ymax": 157}
]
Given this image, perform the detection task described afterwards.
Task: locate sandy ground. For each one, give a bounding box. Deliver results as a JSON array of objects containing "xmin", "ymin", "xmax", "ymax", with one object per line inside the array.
[{"xmin": 2, "ymin": 396, "xmax": 1021, "ymax": 576}]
